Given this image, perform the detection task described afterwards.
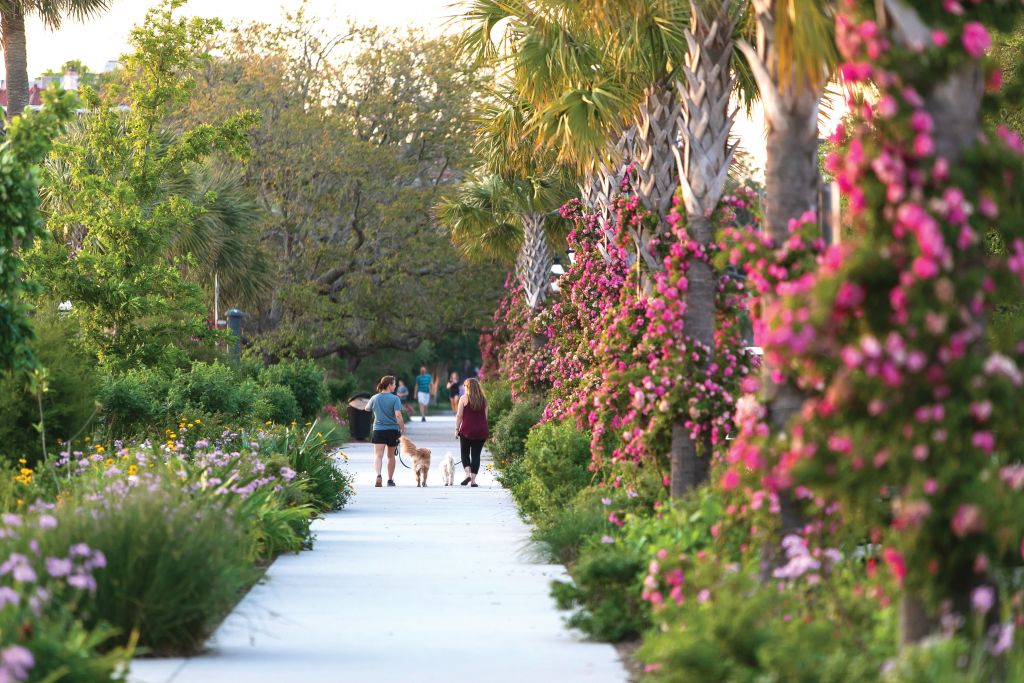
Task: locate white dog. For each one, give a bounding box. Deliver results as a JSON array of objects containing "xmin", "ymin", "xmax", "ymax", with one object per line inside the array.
[{"xmin": 440, "ymin": 451, "xmax": 456, "ymax": 486}]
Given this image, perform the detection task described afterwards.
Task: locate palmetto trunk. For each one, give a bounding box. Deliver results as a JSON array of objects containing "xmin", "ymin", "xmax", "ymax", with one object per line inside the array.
[
  {"xmin": 1, "ymin": 7, "xmax": 29, "ymax": 121},
  {"xmin": 737, "ymin": 0, "xmax": 826, "ymax": 552},
  {"xmin": 632, "ymin": 85, "xmax": 681, "ymax": 274},
  {"xmin": 668, "ymin": 0, "xmax": 738, "ymax": 498},
  {"xmin": 738, "ymin": 0, "xmax": 822, "ymax": 243},
  {"xmin": 580, "ymin": 127, "xmax": 637, "ymax": 262},
  {"xmin": 516, "ymin": 212, "xmax": 552, "ymax": 309}
]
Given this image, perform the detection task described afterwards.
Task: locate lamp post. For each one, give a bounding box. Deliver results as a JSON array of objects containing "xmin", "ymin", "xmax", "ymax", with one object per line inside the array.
[
  {"xmin": 549, "ymin": 257, "xmax": 565, "ymax": 293},
  {"xmin": 226, "ymin": 309, "xmax": 243, "ymax": 364}
]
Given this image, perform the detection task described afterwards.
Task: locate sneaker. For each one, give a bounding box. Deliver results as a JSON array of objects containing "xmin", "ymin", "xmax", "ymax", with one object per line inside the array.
[
  {"xmin": 421, "ymin": 417, "xmax": 426, "ymax": 422},
  {"xmin": 387, "ymin": 480, "xmax": 396, "ymax": 487},
  {"xmin": 375, "ymin": 475, "xmax": 383, "ymax": 488},
  {"xmin": 470, "ymin": 483, "xmax": 479, "ymax": 487},
  {"xmin": 460, "ymin": 477, "xmax": 471, "ymax": 486}
]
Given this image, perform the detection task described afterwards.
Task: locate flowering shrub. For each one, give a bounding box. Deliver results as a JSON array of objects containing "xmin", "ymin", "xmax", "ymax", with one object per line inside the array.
[
  {"xmin": 722, "ymin": 0, "xmax": 1024, "ymax": 654},
  {"xmin": 584, "ymin": 191, "xmax": 757, "ymax": 476}
]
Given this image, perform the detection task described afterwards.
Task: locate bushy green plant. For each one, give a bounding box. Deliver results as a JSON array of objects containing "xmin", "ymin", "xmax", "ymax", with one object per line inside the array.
[
  {"xmin": 258, "ymin": 426, "xmax": 354, "ymax": 512},
  {"xmin": 638, "ymin": 567, "xmax": 891, "ymax": 683},
  {"xmin": 551, "ymin": 542, "xmax": 649, "ymax": 642},
  {"xmin": 483, "ymin": 379, "xmax": 513, "ymax": 428},
  {"xmin": 259, "ymin": 360, "xmax": 326, "ymax": 419},
  {"xmin": 236, "ymin": 485, "xmax": 314, "ymax": 561},
  {"xmin": 96, "ymin": 367, "xmax": 168, "ymax": 438},
  {"xmin": 510, "ymin": 420, "xmax": 592, "ymax": 524},
  {"xmin": 166, "ymin": 361, "xmax": 244, "ymax": 418},
  {"xmin": 490, "ymin": 398, "xmax": 543, "ymax": 468},
  {"xmin": 255, "ymin": 382, "xmax": 301, "ymax": 424},
  {"xmin": 47, "ymin": 483, "xmax": 256, "ymax": 655},
  {"xmin": 0, "ymin": 509, "xmax": 133, "ymax": 681},
  {"xmin": 531, "ymin": 488, "xmax": 613, "ymax": 566},
  {"xmin": 0, "ymin": 316, "xmax": 99, "ymax": 463}
]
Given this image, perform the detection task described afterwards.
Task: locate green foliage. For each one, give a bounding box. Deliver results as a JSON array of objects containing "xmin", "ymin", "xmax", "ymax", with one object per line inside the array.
[
  {"xmin": 0, "ymin": 87, "xmax": 77, "ymax": 378},
  {"xmin": 96, "ymin": 360, "xmax": 327, "ymax": 438},
  {"xmin": 47, "ymin": 484, "xmax": 256, "ymax": 655},
  {"xmin": 253, "ymin": 382, "xmax": 300, "ymax": 425},
  {"xmin": 637, "ymin": 568, "xmax": 892, "ymax": 683},
  {"xmin": 489, "ymin": 397, "xmax": 543, "ymax": 468},
  {"xmin": 30, "ymin": 0, "xmax": 259, "ymax": 369},
  {"xmin": 325, "ymin": 375, "xmax": 357, "ymax": 404},
  {"xmin": 0, "ymin": 315, "xmax": 98, "ymax": 463},
  {"xmin": 236, "ymin": 485, "xmax": 314, "ymax": 561},
  {"xmin": 0, "ymin": 510, "xmax": 132, "ymax": 681},
  {"xmin": 551, "ymin": 542, "xmax": 649, "ymax": 642},
  {"xmin": 96, "ymin": 368, "xmax": 167, "ymax": 438},
  {"xmin": 259, "ymin": 359, "xmax": 327, "ymax": 419},
  {"xmin": 258, "ymin": 427, "xmax": 354, "ymax": 512},
  {"xmin": 531, "ymin": 498, "xmax": 612, "ymax": 566},
  {"xmin": 166, "ymin": 361, "xmax": 244, "ymax": 417},
  {"xmin": 508, "ymin": 420, "xmax": 592, "ymax": 522},
  {"xmin": 483, "ymin": 379, "xmax": 513, "ymax": 428}
]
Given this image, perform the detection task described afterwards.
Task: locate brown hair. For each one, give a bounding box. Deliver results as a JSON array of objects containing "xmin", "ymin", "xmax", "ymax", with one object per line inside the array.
[
  {"xmin": 377, "ymin": 375, "xmax": 396, "ymax": 393},
  {"xmin": 464, "ymin": 378, "xmax": 486, "ymax": 411}
]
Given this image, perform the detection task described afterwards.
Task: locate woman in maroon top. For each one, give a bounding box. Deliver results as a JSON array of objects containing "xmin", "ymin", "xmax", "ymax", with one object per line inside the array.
[{"xmin": 455, "ymin": 378, "xmax": 489, "ymax": 487}]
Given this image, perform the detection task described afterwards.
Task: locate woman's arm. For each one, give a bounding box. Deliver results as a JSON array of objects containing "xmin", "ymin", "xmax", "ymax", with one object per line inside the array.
[{"xmin": 455, "ymin": 395, "xmax": 466, "ymax": 437}]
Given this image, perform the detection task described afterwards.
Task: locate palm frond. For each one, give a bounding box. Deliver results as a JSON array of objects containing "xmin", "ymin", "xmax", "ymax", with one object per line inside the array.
[{"xmin": 774, "ymin": 0, "xmax": 837, "ymax": 91}]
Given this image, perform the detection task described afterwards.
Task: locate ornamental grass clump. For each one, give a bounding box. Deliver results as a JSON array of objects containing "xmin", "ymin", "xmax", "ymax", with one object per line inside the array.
[
  {"xmin": 49, "ymin": 483, "xmax": 255, "ymax": 655},
  {"xmin": 0, "ymin": 510, "xmax": 132, "ymax": 681}
]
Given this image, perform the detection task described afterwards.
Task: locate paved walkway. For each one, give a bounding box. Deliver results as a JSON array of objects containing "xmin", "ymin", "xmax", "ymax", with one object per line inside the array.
[{"xmin": 129, "ymin": 415, "xmax": 627, "ymax": 683}]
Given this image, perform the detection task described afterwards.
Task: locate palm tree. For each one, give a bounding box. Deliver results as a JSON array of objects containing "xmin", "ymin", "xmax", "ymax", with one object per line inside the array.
[
  {"xmin": 439, "ymin": 87, "xmax": 574, "ymax": 309},
  {"xmin": 0, "ymin": 0, "xmax": 111, "ymax": 122},
  {"xmin": 668, "ymin": 0, "xmax": 744, "ymax": 496},
  {"xmin": 736, "ymin": 0, "xmax": 835, "ymax": 241},
  {"xmin": 439, "ymin": 171, "xmax": 569, "ymax": 308},
  {"xmin": 734, "ymin": 0, "xmax": 836, "ymax": 537},
  {"xmin": 458, "ymin": 0, "xmax": 691, "ymax": 276}
]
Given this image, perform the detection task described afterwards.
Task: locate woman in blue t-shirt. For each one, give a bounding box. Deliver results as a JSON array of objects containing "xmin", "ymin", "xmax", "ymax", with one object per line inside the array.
[{"xmin": 367, "ymin": 375, "xmax": 406, "ymax": 487}]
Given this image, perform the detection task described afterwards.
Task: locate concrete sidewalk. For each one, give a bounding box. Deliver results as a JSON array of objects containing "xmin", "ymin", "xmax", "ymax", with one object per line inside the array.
[{"xmin": 129, "ymin": 415, "xmax": 628, "ymax": 683}]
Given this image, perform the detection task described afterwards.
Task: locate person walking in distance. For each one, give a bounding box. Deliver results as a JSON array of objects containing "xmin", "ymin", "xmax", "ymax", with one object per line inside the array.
[
  {"xmin": 367, "ymin": 375, "xmax": 405, "ymax": 487},
  {"xmin": 455, "ymin": 378, "xmax": 488, "ymax": 487},
  {"xmin": 414, "ymin": 366, "xmax": 432, "ymax": 422},
  {"xmin": 396, "ymin": 379, "xmax": 410, "ymax": 405},
  {"xmin": 446, "ymin": 372, "xmax": 461, "ymax": 413}
]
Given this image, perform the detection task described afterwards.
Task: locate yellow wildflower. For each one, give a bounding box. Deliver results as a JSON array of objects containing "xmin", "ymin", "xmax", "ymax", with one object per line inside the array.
[
  {"xmin": 128, "ymin": 465, "xmax": 139, "ymax": 476},
  {"xmin": 265, "ymin": 420, "xmax": 272, "ymax": 425},
  {"xmin": 104, "ymin": 458, "xmax": 114, "ymax": 467}
]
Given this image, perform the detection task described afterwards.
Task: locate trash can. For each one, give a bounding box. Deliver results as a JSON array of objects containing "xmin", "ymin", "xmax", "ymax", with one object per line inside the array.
[{"xmin": 347, "ymin": 393, "xmax": 374, "ymax": 441}]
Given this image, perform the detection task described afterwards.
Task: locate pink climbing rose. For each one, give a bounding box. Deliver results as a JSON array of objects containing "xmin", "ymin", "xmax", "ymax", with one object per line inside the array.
[{"xmin": 961, "ymin": 22, "xmax": 991, "ymax": 58}]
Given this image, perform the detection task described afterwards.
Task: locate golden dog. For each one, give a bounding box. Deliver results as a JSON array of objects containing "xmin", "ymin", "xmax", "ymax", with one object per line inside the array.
[{"xmin": 400, "ymin": 436, "xmax": 432, "ymax": 487}]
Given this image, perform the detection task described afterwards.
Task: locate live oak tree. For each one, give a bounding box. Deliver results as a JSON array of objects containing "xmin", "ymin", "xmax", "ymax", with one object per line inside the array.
[{"xmin": 180, "ymin": 8, "xmax": 503, "ymax": 370}]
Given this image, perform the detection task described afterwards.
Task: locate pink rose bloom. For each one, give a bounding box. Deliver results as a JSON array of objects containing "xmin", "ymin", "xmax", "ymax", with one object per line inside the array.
[
  {"xmin": 951, "ymin": 504, "xmax": 986, "ymax": 537},
  {"xmin": 962, "ymin": 22, "xmax": 991, "ymax": 58},
  {"xmin": 883, "ymin": 547, "xmax": 906, "ymax": 582},
  {"xmin": 971, "ymin": 431, "xmax": 995, "ymax": 454}
]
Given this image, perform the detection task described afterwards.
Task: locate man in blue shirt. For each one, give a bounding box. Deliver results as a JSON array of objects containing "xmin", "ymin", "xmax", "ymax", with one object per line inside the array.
[
  {"xmin": 368, "ymin": 375, "xmax": 406, "ymax": 487},
  {"xmin": 414, "ymin": 366, "xmax": 433, "ymax": 422}
]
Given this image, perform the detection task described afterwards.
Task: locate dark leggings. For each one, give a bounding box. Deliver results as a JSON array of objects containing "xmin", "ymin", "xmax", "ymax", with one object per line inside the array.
[{"xmin": 459, "ymin": 436, "xmax": 485, "ymax": 474}]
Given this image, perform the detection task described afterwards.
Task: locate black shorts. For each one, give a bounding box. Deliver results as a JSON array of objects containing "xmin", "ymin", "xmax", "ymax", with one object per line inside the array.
[{"xmin": 371, "ymin": 430, "xmax": 401, "ymax": 447}]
